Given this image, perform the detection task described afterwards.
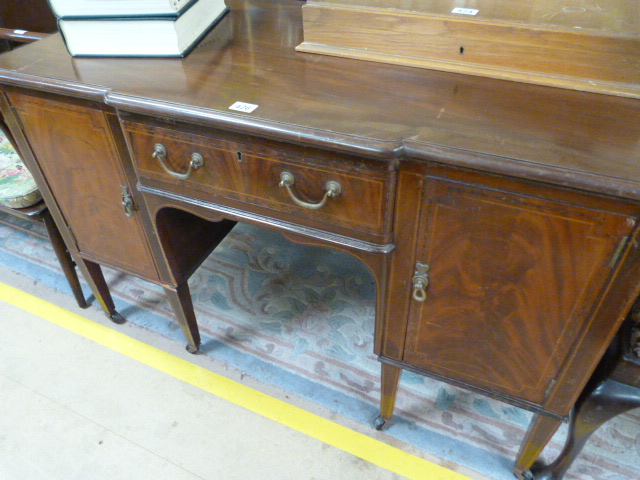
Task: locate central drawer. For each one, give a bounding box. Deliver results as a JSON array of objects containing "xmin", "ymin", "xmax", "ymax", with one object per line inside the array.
[{"xmin": 120, "ymin": 119, "xmax": 395, "ymax": 245}]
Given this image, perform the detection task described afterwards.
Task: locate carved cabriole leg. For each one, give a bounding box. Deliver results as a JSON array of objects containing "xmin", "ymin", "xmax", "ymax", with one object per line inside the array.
[
  {"xmin": 41, "ymin": 211, "xmax": 87, "ymax": 309},
  {"xmin": 514, "ymin": 414, "xmax": 564, "ymax": 480},
  {"xmin": 375, "ymin": 361, "xmax": 402, "ymax": 430},
  {"xmin": 164, "ymin": 282, "xmax": 200, "ymax": 354},
  {"xmin": 74, "ymin": 257, "xmax": 125, "ymax": 324},
  {"xmin": 529, "ymin": 378, "xmax": 640, "ymax": 480}
]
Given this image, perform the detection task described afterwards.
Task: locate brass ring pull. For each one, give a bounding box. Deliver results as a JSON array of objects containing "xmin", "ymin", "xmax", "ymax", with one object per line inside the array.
[
  {"xmin": 412, "ymin": 281, "xmax": 428, "ymax": 302},
  {"xmin": 152, "ymin": 143, "xmax": 204, "ymax": 180},
  {"xmin": 279, "ymin": 171, "xmax": 342, "ymax": 210},
  {"xmin": 120, "ymin": 185, "xmax": 135, "ymax": 217},
  {"xmin": 412, "ymin": 262, "xmax": 430, "ymax": 302}
]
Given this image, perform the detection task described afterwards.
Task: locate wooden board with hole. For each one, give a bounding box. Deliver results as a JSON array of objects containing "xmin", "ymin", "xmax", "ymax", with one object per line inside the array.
[{"xmin": 296, "ymin": 0, "xmax": 640, "ymax": 98}]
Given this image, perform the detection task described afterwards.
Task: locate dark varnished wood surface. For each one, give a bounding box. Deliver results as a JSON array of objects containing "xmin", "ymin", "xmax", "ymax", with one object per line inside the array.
[
  {"xmin": 0, "ymin": 0, "xmax": 57, "ymax": 33},
  {"xmin": 1, "ymin": 2, "xmax": 640, "ymax": 476},
  {"xmin": 382, "ymin": 160, "xmax": 640, "ymax": 413},
  {"xmin": 7, "ymin": 91, "xmax": 160, "ymax": 281},
  {"xmin": 0, "ymin": 0, "xmax": 638, "ymax": 201},
  {"xmin": 121, "ymin": 116, "xmax": 395, "ymax": 245},
  {"xmin": 403, "ymin": 170, "xmax": 635, "ymax": 406}
]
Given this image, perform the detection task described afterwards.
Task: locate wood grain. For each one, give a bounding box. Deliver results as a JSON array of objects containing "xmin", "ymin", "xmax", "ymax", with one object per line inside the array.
[
  {"xmin": 122, "ymin": 118, "xmax": 395, "ymax": 244},
  {"xmin": 1, "ymin": 0, "xmax": 640, "ymax": 469},
  {"xmin": 8, "ymin": 92, "xmax": 159, "ymax": 280},
  {"xmin": 0, "ymin": 1, "xmax": 639, "ymax": 200},
  {"xmin": 298, "ymin": 1, "xmax": 640, "ymax": 98},
  {"xmin": 403, "ymin": 175, "xmax": 635, "ymax": 405}
]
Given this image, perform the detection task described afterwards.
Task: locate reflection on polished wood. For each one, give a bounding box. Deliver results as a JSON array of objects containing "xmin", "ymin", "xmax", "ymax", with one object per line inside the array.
[{"xmin": 0, "ymin": 1, "xmax": 639, "ymax": 478}]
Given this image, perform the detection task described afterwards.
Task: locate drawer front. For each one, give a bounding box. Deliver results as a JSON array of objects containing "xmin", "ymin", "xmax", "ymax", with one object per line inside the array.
[{"xmin": 122, "ymin": 121, "xmax": 393, "ymax": 241}]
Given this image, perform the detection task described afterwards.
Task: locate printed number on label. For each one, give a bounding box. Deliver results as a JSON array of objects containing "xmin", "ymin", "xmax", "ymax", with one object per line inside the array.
[
  {"xmin": 229, "ymin": 101, "xmax": 259, "ymax": 113},
  {"xmin": 451, "ymin": 8, "xmax": 479, "ymax": 15}
]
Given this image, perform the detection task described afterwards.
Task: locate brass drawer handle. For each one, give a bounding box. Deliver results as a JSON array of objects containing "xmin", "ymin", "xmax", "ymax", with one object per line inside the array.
[
  {"xmin": 279, "ymin": 171, "xmax": 342, "ymax": 210},
  {"xmin": 152, "ymin": 143, "xmax": 204, "ymax": 180},
  {"xmin": 412, "ymin": 262, "xmax": 430, "ymax": 302}
]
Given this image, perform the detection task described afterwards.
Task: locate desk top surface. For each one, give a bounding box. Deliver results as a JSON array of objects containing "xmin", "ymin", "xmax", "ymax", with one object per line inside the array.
[{"xmin": 0, "ymin": 0, "xmax": 638, "ymax": 200}]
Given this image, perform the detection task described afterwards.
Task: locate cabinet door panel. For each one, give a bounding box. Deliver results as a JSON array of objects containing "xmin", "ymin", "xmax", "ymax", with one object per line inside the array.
[
  {"xmin": 10, "ymin": 93, "xmax": 158, "ymax": 280},
  {"xmin": 403, "ymin": 177, "xmax": 635, "ymax": 404}
]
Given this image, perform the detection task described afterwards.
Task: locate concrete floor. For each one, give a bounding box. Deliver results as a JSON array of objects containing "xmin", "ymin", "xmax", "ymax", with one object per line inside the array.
[{"xmin": 0, "ymin": 266, "xmax": 482, "ymax": 480}]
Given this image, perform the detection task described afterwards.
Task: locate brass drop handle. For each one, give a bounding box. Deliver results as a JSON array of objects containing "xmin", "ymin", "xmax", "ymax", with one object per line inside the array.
[
  {"xmin": 412, "ymin": 262, "xmax": 430, "ymax": 302},
  {"xmin": 152, "ymin": 143, "xmax": 204, "ymax": 180},
  {"xmin": 279, "ymin": 171, "xmax": 342, "ymax": 210}
]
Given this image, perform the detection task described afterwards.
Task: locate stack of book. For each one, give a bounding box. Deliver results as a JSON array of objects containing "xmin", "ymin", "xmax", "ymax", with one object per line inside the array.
[{"xmin": 47, "ymin": 0, "xmax": 228, "ymax": 57}]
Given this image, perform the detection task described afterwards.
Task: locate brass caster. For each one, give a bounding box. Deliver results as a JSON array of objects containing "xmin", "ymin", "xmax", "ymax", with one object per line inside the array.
[
  {"xmin": 514, "ymin": 469, "xmax": 534, "ymax": 480},
  {"xmin": 108, "ymin": 311, "xmax": 126, "ymax": 325},
  {"xmin": 373, "ymin": 415, "xmax": 388, "ymax": 431}
]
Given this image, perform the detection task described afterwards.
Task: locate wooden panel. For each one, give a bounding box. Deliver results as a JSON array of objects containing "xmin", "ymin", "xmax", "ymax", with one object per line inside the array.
[
  {"xmin": 8, "ymin": 92, "xmax": 159, "ymax": 280},
  {"xmin": 402, "ymin": 176, "xmax": 636, "ymax": 405},
  {"xmin": 297, "ymin": 0, "xmax": 640, "ymax": 98},
  {"xmin": 122, "ymin": 120, "xmax": 393, "ymax": 241},
  {"xmin": 0, "ymin": 0, "xmax": 57, "ymax": 33}
]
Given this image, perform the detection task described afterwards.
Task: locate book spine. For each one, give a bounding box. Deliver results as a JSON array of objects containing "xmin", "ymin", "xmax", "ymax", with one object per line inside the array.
[{"xmin": 49, "ymin": 0, "xmax": 198, "ymax": 20}]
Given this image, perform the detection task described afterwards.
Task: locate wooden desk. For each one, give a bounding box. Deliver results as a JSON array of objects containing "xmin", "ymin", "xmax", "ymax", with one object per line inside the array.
[{"xmin": 1, "ymin": 1, "xmax": 639, "ymax": 477}]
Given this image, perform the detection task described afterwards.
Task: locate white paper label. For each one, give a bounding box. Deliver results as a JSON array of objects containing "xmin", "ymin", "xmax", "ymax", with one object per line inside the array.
[
  {"xmin": 13, "ymin": 29, "xmax": 28, "ymax": 34},
  {"xmin": 451, "ymin": 8, "xmax": 479, "ymax": 15},
  {"xmin": 229, "ymin": 101, "xmax": 259, "ymax": 113}
]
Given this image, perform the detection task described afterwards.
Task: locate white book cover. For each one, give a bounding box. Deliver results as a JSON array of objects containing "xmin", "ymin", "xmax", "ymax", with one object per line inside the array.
[
  {"xmin": 48, "ymin": 0, "xmax": 195, "ymax": 18},
  {"xmin": 58, "ymin": 0, "xmax": 228, "ymax": 56}
]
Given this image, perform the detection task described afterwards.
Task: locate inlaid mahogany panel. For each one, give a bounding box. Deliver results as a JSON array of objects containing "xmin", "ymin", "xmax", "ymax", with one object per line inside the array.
[
  {"xmin": 403, "ymin": 176, "xmax": 636, "ymax": 405},
  {"xmin": 8, "ymin": 92, "xmax": 159, "ymax": 280}
]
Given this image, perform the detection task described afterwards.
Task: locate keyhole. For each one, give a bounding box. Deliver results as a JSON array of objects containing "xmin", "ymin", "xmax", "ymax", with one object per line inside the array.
[
  {"xmin": 237, "ymin": 151, "xmax": 243, "ymax": 162},
  {"xmin": 459, "ymin": 46, "xmax": 465, "ymax": 55}
]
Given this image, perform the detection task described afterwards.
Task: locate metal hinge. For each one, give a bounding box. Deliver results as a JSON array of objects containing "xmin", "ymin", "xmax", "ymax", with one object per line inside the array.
[
  {"xmin": 544, "ymin": 378, "xmax": 557, "ymax": 398},
  {"xmin": 609, "ymin": 236, "xmax": 628, "ymax": 268}
]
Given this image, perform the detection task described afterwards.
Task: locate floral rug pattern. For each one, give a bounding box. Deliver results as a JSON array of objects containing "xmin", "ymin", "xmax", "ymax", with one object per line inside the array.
[{"xmin": 0, "ymin": 214, "xmax": 638, "ymax": 480}]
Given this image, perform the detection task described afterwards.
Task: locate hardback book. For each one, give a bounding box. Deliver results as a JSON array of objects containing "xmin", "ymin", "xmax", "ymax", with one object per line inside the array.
[
  {"xmin": 47, "ymin": 0, "xmax": 196, "ymax": 18},
  {"xmin": 58, "ymin": 0, "xmax": 228, "ymax": 57}
]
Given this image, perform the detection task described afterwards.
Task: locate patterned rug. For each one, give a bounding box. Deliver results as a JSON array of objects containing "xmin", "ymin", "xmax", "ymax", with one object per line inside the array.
[{"xmin": 1, "ymin": 213, "xmax": 638, "ymax": 480}]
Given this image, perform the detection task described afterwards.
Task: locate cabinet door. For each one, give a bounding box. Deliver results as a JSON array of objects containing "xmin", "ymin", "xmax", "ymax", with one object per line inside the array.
[
  {"xmin": 403, "ymin": 176, "xmax": 636, "ymax": 405},
  {"xmin": 9, "ymin": 92, "xmax": 158, "ymax": 280}
]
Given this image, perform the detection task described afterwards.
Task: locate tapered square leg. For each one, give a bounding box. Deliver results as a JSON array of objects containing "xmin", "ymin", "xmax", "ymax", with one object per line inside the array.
[
  {"xmin": 74, "ymin": 257, "xmax": 125, "ymax": 324},
  {"xmin": 375, "ymin": 361, "xmax": 402, "ymax": 430},
  {"xmin": 164, "ymin": 283, "xmax": 200, "ymax": 354},
  {"xmin": 42, "ymin": 211, "xmax": 86, "ymax": 309}
]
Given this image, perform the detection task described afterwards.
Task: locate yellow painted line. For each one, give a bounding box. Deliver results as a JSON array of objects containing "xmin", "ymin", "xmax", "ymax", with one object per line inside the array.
[{"xmin": 0, "ymin": 282, "xmax": 472, "ymax": 480}]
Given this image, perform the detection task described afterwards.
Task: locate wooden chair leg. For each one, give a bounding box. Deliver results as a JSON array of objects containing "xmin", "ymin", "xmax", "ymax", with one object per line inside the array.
[
  {"xmin": 529, "ymin": 378, "xmax": 640, "ymax": 480},
  {"xmin": 164, "ymin": 282, "xmax": 200, "ymax": 354},
  {"xmin": 375, "ymin": 361, "xmax": 402, "ymax": 430},
  {"xmin": 74, "ymin": 256, "xmax": 125, "ymax": 324},
  {"xmin": 514, "ymin": 414, "xmax": 564, "ymax": 480},
  {"xmin": 41, "ymin": 211, "xmax": 87, "ymax": 309}
]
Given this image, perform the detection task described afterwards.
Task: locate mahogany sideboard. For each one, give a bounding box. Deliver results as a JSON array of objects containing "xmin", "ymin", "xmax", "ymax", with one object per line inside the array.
[{"xmin": 1, "ymin": 1, "xmax": 639, "ymax": 478}]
